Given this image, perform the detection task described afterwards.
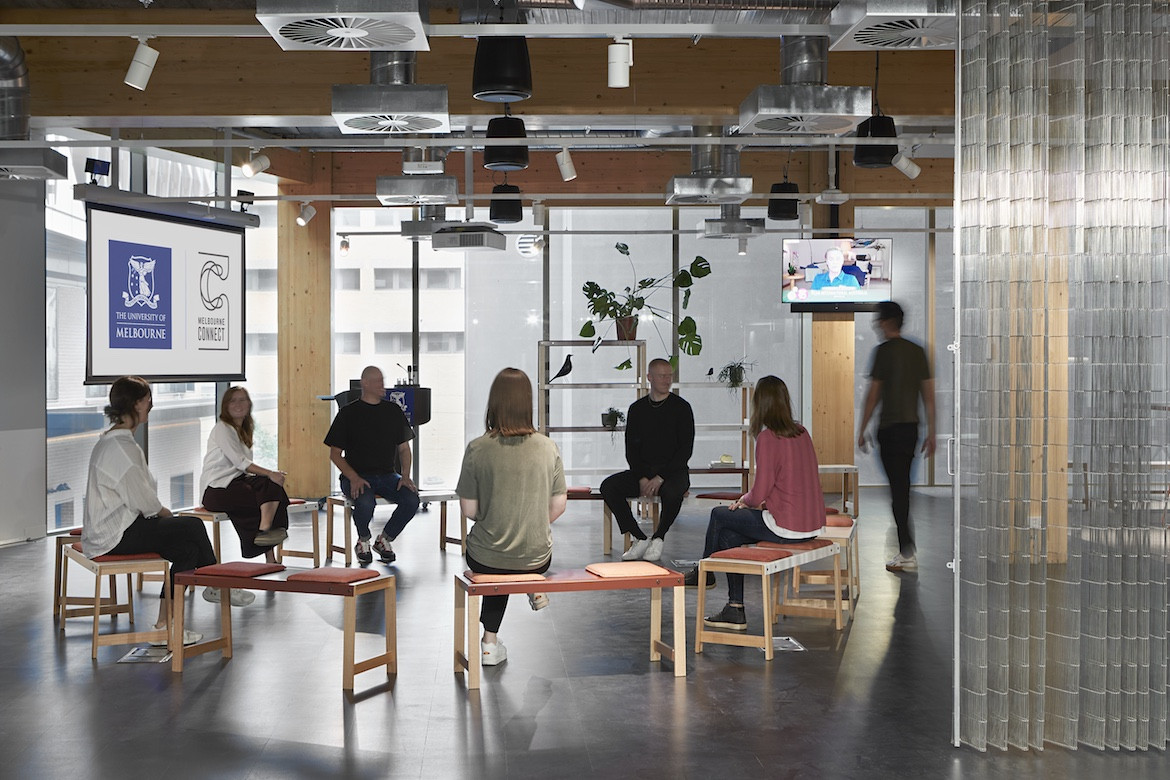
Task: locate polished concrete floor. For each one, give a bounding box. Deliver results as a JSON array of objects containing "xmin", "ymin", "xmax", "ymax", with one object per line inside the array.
[{"xmin": 3, "ymin": 488, "xmax": 1165, "ymax": 778}]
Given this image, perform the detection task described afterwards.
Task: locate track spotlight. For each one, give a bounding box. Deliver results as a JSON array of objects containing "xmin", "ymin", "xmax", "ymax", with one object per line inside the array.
[
  {"xmin": 296, "ymin": 203, "xmax": 317, "ymax": 227},
  {"xmin": 608, "ymin": 36, "xmax": 632, "ymax": 89},
  {"xmin": 737, "ymin": 238, "xmax": 748, "ymax": 256},
  {"xmin": 339, "ymin": 236, "xmax": 350, "ymax": 256},
  {"xmin": 892, "ymin": 152, "xmax": 922, "ymax": 180},
  {"xmin": 236, "ymin": 190, "xmax": 254, "ymax": 213},
  {"xmin": 556, "ymin": 148, "xmax": 577, "ymax": 182},
  {"xmin": 124, "ymin": 37, "xmax": 159, "ymax": 91},
  {"xmin": 242, "ymin": 153, "xmax": 270, "ymax": 178}
]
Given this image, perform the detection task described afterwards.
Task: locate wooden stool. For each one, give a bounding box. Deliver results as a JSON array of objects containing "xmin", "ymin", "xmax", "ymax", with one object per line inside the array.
[
  {"xmin": 758, "ymin": 538, "xmax": 849, "ymax": 628},
  {"xmin": 274, "ymin": 498, "xmax": 322, "ymax": 568},
  {"xmin": 52, "ymin": 528, "xmax": 82, "ymax": 619},
  {"xmin": 602, "ymin": 496, "xmax": 662, "ymax": 556},
  {"xmin": 791, "ymin": 517, "xmax": 860, "ymax": 613},
  {"xmin": 136, "ymin": 509, "xmax": 229, "ymax": 591},
  {"xmin": 325, "ymin": 495, "xmax": 354, "ymax": 566},
  {"xmin": 696, "ymin": 546, "xmax": 796, "ymax": 661},
  {"xmin": 61, "ymin": 542, "xmax": 171, "ymax": 658}
]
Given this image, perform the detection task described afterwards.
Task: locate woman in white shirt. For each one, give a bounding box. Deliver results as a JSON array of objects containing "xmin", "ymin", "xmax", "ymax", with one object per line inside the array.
[
  {"xmin": 83, "ymin": 376, "xmax": 219, "ymax": 645},
  {"xmin": 199, "ymin": 386, "xmax": 291, "ymax": 563}
]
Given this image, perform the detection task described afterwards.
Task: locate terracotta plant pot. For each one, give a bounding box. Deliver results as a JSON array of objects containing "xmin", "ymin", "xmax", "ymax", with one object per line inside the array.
[{"xmin": 615, "ymin": 316, "xmax": 638, "ymax": 341}]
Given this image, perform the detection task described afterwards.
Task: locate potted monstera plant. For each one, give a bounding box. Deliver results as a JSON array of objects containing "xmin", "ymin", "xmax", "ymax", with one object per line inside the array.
[{"xmin": 579, "ymin": 242, "xmax": 711, "ymax": 367}]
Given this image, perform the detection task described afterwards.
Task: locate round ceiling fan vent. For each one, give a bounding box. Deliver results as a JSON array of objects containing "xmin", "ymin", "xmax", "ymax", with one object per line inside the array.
[
  {"xmin": 852, "ymin": 18, "xmax": 957, "ymax": 49},
  {"xmin": 752, "ymin": 114, "xmax": 859, "ymax": 134},
  {"xmin": 278, "ymin": 16, "xmax": 418, "ymax": 50},
  {"xmin": 343, "ymin": 114, "xmax": 446, "ymax": 133}
]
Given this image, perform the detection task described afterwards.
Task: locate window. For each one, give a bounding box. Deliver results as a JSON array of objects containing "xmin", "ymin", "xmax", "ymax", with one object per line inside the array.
[
  {"xmin": 170, "ymin": 473, "xmax": 194, "ymax": 508},
  {"xmin": 335, "ymin": 268, "xmax": 361, "ymax": 290},
  {"xmin": 423, "ymin": 268, "xmax": 462, "ymax": 289},
  {"xmin": 335, "ymin": 332, "xmax": 361, "ymax": 355},
  {"xmin": 155, "ymin": 382, "xmax": 195, "ymax": 395},
  {"xmin": 423, "ymin": 332, "xmax": 464, "ymax": 353},
  {"xmin": 53, "ymin": 500, "xmax": 74, "ymax": 531},
  {"xmin": 374, "ymin": 268, "xmax": 410, "ymax": 290},
  {"xmin": 246, "ymin": 269, "xmax": 277, "ymax": 291},
  {"xmin": 375, "ymin": 332, "xmax": 411, "ymax": 354},
  {"xmin": 246, "ymin": 333, "xmax": 278, "ymax": 355}
]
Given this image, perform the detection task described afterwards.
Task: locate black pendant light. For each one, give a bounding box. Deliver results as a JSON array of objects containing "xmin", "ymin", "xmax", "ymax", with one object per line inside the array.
[
  {"xmin": 853, "ymin": 52, "xmax": 898, "ymax": 168},
  {"xmin": 473, "ymin": 36, "xmax": 532, "ymax": 103},
  {"xmin": 484, "ymin": 114, "xmax": 529, "ymax": 171},
  {"xmin": 490, "ymin": 181, "xmax": 523, "ymax": 223},
  {"xmin": 768, "ymin": 181, "xmax": 800, "ymax": 221}
]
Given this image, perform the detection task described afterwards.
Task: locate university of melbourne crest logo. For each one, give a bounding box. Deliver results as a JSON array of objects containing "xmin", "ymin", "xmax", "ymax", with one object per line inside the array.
[
  {"xmin": 109, "ymin": 240, "xmax": 172, "ymax": 350},
  {"xmin": 123, "ymin": 256, "xmax": 160, "ymax": 309}
]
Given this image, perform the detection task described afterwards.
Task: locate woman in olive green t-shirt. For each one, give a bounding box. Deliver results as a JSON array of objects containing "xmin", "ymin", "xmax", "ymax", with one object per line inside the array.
[{"xmin": 457, "ymin": 368, "xmax": 568, "ymax": 667}]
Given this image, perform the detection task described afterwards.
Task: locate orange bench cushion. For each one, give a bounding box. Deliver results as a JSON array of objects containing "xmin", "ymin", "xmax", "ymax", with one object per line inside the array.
[
  {"xmin": 466, "ymin": 572, "xmax": 547, "ymax": 583},
  {"xmin": 694, "ymin": 491, "xmax": 741, "ymax": 501},
  {"xmin": 585, "ymin": 561, "xmax": 673, "ymax": 578},
  {"xmin": 826, "ymin": 515, "xmax": 854, "ymax": 528},
  {"xmin": 566, "ymin": 485, "xmax": 593, "ymax": 494},
  {"xmin": 709, "ymin": 547, "xmax": 792, "ymax": 563},
  {"xmin": 194, "ymin": 562, "xmax": 286, "ymax": 577},
  {"xmin": 71, "ymin": 541, "xmax": 163, "ymax": 561},
  {"xmin": 287, "ymin": 568, "xmax": 382, "ymax": 584}
]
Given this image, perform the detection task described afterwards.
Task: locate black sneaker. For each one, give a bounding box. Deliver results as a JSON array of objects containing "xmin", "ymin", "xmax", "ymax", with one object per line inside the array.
[
  {"xmin": 372, "ymin": 533, "xmax": 396, "ymax": 563},
  {"xmin": 354, "ymin": 537, "xmax": 373, "ymax": 565},
  {"xmin": 683, "ymin": 567, "xmax": 716, "ymax": 589},
  {"xmin": 703, "ymin": 604, "xmax": 747, "ymax": 631}
]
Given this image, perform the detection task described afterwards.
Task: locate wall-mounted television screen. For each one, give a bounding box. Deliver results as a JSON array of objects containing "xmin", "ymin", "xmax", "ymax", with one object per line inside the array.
[{"xmin": 781, "ymin": 237, "xmax": 893, "ymax": 313}]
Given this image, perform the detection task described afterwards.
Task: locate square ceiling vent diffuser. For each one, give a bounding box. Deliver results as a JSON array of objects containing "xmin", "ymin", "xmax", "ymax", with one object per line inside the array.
[
  {"xmin": 375, "ymin": 176, "xmax": 458, "ymax": 206},
  {"xmin": 257, "ymin": 0, "xmax": 430, "ymax": 51},
  {"xmin": 332, "ymin": 84, "xmax": 450, "ymax": 134},
  {"xmin": 829, "ymin": 0, "xmax": 957, "ymax": 51}
]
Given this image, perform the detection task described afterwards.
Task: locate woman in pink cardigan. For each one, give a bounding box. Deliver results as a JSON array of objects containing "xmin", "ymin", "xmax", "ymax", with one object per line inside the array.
[{"xmin": 685, "ymin": 375, "xmax": 825, "ymax": 630}]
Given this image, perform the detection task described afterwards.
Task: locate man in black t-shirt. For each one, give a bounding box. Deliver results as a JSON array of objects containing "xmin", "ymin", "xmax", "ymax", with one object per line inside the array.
[
  {"xmin": 325, "ymin": 366, "xmax": 419, "ymax": 564},
  {"xmin": 600, "ymin": 358, "xmax": 695, "ymax": 562},
  {"xmin": 858, "ymin": 302, "xmax": 935, "ymax": 574}
]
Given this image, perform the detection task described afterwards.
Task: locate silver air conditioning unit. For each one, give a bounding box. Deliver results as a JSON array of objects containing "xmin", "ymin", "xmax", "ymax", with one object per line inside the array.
[
  {"xmin": 666, "ymin": 127, "xmax": 752, "ymax": 205},
  {"xmin": 738, "ymin": 36, "xmax": 871, "ymax": 135},
  {"xmin": 375, "ymin": 175, "xmax": 457, "ymax": 206},
  {"xmin": 431, "ymin": 222, "xmax": 506, "ymax": 252},
  {"xmin": 332, "ymin": 50, "xmax": 449, "ymax": 134},
  {"xmin": 0, "ymin": 38, "xmax": 67, "ymax": 179},
  {"xmin": 257, "ymin": 0, "xmax": 429, "ymax": 51},
  {"xmin": 702, "ymin": 146, "xmax": 763, "ymax": 238},
  {"xmin": 333, "ymin": 84, "xmax": 449, "ymax": 134},
  {"xmin": 0, "ymin": 147, "xmax": 68, "ymax": 180},
  {"xmin": 830, "ymin": 0, "xmax": 957, "ymax": 51}
]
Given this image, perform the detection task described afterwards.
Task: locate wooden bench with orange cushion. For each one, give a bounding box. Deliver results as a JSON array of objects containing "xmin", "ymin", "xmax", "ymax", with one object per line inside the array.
[
  {"xmin": 171, "ymin": 562, "xmax": 396, "ymax": 692},
  {"xmin": 454, "ymin": 561, "xmax": 685, "ymax": 690},
  {"xmin": 695, "ymin": 538, "xmax": 843, "ymax": 661}
]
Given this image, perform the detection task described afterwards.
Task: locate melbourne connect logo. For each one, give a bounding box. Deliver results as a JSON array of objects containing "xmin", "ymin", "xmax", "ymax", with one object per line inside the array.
[{"xmin": 109, "ymin": 240, "xmax": 172, "ymax": 350}]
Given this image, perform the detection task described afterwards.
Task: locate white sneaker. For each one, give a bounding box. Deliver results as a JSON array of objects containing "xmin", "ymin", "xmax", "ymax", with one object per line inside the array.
[
  {"xmin": 202, "ymin": 587, "xmax": 256, "ymax": 606},
  {"xmin": 481, "ymin": 640, "xmax": 508, "ymax": 666},
  {"xmin": 885, "ymin": 553, "xmax": 918, "ymax": 572},
  {"xmin": 528, "ymin": 593, "xmax": 549, "ymax": 611},
  {"xmin": 152, "ymin": 629, "xmax": 203, "ymax": 647},
  {"xmin": 643, "ymin": 538, "xmax": 664, "ymax": 561},
  {"xmin": 622, "ymin": 538, "xmax": 651, "ymax": 561}
]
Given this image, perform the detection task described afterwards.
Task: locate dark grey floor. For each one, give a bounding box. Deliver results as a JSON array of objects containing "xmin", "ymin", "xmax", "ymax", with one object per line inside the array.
[{"xmin": 3, "ymin": 488, "xmax": 1165, "ymax": 778}]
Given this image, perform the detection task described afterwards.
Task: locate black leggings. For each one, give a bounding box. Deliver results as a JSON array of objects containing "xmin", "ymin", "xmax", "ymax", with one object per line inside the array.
[
  {"xmin": 465, "ymin": 552, "xmax": 551, "ymax": 634},
  {"xmin": 108, "ymin": 514, "xmax": 218, "ymax": 597}
]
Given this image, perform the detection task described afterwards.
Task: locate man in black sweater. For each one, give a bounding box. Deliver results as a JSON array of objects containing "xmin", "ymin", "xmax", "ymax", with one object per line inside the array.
[{"xmin": 601, "ymin": 358, "xmax": 695, "ymax": 561}]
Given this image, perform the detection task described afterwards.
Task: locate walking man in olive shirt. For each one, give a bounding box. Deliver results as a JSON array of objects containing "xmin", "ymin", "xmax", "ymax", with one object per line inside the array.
[
  {"xmin": 858, "ymin": 302, "xmax": 936, "ymax": 573},
  {"xmin": 325, "ymin": 366, "xmax": 419, "ymax": 564},
  {"xmin": 601, "ymin": 358, "xmax": 695, "ymax": 561}
]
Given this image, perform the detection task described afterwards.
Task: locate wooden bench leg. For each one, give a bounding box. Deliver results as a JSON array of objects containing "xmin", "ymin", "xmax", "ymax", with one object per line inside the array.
[
  {"xmin": 694, "ymin": 562, "xmax": 709, "ymax": 654},
  {"xmin": 761, "ymin": 572, "xmax": 775, "ymax": 662},
  {"xmin": 603, "ymin": 503, "xmax": 613, "ymax": 556},
  {"xmin": 454, "ymin": 578, "xmax": 467, "ymax": 674},
  {"xmin": 672, "ymin": 585, "xmax": 686, "ymax": 676},
  {"xmin": 343, "ymin": 595, "xmax": 357, "ymax": 691},
  {"xmin": 172, "ymin": 584, "xmax": 187, "ymax": 670},
  {"xmin": 439, "ymin": 502, "xmax": 447, "ymax": 551},
  {"xmin": 467, "ymin": 594, "xmax": 481, "ymax": 690},
  {"xmin": 649, "ymin": 586, "xmax": 662, "ymax": 662},
  {"xmin": 384, "ymin": 580, "xmax": 397, "ymax": 676}
]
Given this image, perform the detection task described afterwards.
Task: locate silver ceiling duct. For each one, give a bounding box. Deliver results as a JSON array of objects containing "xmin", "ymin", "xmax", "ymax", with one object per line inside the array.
[
  {"xmin": 332, "ymin": 51, "xmax": 450, "ymax": 134},
  {"xmin": 375, "ymin": 175, "xmax": 458, "ymax": 206},
  {"xmin": 703, "ymin": 145, "xmax": 764, "ymax": 238},
  {"xmin": 0, "ymin": 37, "xmax": 67, "ymax": 180},
  {"xmin": 257, "ymin": 0, "xmax": 429, "ymax": 51},
  {"xmin": 666, "ymin": 126, "xmax": 753, "ymax": 205},
  {"xmin": 829, "ymin": 0, "xmax": 957, "ymax": 51},
  {"xmin": 738, "ymin": 35, "xmax": 871, "ymax": 135}
]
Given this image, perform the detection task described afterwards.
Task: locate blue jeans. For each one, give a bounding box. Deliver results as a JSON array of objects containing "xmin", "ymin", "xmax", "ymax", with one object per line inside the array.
[
  {"xmin": 340, "ymin": 472, "xmax": 420, "ymax": 540},
  {"xmin": 702, "ymin": 505, "xmax": 787, "ymax": 604}
]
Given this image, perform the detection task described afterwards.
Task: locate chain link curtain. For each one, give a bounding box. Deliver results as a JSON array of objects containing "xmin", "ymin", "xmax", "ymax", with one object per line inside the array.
[{"xmin": 958, "ymin": 0, "xmax": 1169, "ymax": 751}]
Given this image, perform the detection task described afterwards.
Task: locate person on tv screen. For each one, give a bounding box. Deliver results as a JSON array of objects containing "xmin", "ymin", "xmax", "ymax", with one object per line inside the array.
[
  {"xmin": 842, "ymin": 254, "xmax": 868, "ymax": 286},
  {"xmin": 810, "ymin": 248, "xmax": 861, "ymax": 291}
]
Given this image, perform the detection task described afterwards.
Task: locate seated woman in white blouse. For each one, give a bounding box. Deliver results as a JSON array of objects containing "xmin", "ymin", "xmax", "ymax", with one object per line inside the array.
[
  {"xmin": 199, "ymin": 386, "xmax": 291, "ymax": 567},
  {"xmin": 83, "ymin": 376, "xmax": 221, "ymax": 646}
]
